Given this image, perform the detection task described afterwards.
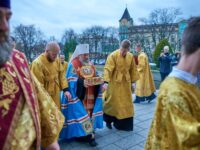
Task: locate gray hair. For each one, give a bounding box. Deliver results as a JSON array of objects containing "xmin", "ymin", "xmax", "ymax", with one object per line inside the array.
[
  {"xmin": 164, "ymin": 45, "xmax": 169, "ymax": 50},
  {"xmin": 0, "ymin": 42, "xmax": 12, "ymax": 65}
]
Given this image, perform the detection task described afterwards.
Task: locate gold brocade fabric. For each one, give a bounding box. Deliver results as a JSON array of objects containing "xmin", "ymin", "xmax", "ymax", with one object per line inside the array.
[
  {"xmin": 10, "ymin": 102, "xmax": 36, "ymax": 150},
  {"xmin": 31, "ymin": 53, "xmax": 68, "ymax": 109},
  {"xmin": 145, "ymin": 77, "xmax": 200, "ymax": 150},
  {"xmin": 103, "ymin": 49, "xmax": 139, "ymax": 119},
  {"xmin": 3, "ymin": 70, "xmax": 64, "ymax": 149},
  {"xmin": 135, "ymin": 52, "xmax": 156, "ymax": 97},
  {"xmin": 32, "ymin": 74, "xmax": 65, "ymax": 147},
  {"xmin": 10, "ymin": 74, "xmax": 65, "ymax": 149}
]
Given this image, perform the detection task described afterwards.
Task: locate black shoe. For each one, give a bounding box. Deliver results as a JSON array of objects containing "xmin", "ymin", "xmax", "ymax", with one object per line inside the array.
[
  {"xmin": 147, "ymin": 94, "xmax": 156, "ymax": 103},
  {"xmin": 89, "ymin": 139, "xmax": 98, "ymax": 147},
  {"xmin": 113, "ymin": 123, "xmax": 120, "ymax": 130},
  {"xmin": 106, "ymin": 123, "xmax": 112, "ymax": 129},
  {"xmin": 75, "ymin": 137, "xmax": 88, "ymax": 143},
  {"xmin": 75, "ymin": 135, "xmax": 91, "ymax": 143}
]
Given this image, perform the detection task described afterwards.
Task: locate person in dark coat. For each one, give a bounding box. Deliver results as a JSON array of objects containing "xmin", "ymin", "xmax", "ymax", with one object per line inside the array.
[{"xmin": 158, "ymin": 46, "xmax": 172, "ymax": 81}]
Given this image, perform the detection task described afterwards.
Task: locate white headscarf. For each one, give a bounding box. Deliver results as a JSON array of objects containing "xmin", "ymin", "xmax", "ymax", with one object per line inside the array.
[{"xmin": 69, "ymin": 44, "xmax": 89, "ymax": 63}]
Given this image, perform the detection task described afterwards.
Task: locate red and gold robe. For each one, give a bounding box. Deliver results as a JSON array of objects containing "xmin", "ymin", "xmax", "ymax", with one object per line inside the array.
[{"xmin": 0, "ymin": 50, "xmax": 64, "ymax": 150}]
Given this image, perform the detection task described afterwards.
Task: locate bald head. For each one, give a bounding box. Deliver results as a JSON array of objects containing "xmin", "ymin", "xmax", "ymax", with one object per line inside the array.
[
  {"xmin": 45, "ymin": 41, "xmax": 60, "ymax": 52},
  {"xmin": 45, "ymin": 41, "xmax": 60, "ymax": 62}
]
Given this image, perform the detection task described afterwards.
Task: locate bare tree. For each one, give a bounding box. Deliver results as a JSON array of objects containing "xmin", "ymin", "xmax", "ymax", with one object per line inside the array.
[
  {"xmin": 61, "ymin": 29, "xmax": 78, "ymax": 61},
  {"xmin": 79, "ymin": 26, "xmax": 106, "ymax": 63},
  {"xmin": 60, "ymin": 26, "xmax": 119, "ymax": 62},
  {"xmin": 103, "ymin": 27, "xmax": 119, "ymax": 54},
  {"xmin": 82, "ymin": 26, "xmax": 105, "ymax": 51},
  {"xmin": 139, "ymin": 8, "xmax": 182, "ymax": 49},
  {"xmin": 128, "ymin": 27, "xmax": 154, "ymax": 62},
  {"xmin": 61, "ymin": 29, "xmax": 77, "ymax": 44},
  {"xmin": 13, "ymin": 24, "xmax": 46, "ymax": 62},
  {"xmin": 48, "ymin": 36, "xmax": 57, "ymax": 42}
]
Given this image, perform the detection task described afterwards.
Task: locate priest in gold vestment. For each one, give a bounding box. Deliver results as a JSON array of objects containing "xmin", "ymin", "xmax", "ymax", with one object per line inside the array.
[
  {"xmin": 0, "ymin": 1, "xmax": 64, "ymax": 149},
  {"xmin": 103, "ymin": 39, "xmax": 139, "ymax": 131},
  {"xmin": 134, "ymin": 44, "xmax": 156, "ymax": 103},
  {"xmin": 31, "ymin": 42, "xmax": 71, "ymax": 109},
  {"xmin": 60, "ymin": 54, "xmax": 68, "ymax": 73},
  {"xmin": 145, "ymin": 17, "xmax": 200, "ymax": 150}
]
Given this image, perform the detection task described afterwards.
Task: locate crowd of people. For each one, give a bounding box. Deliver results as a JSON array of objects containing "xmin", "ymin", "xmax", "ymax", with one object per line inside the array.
[{"xmin": 0, "ymin": 0, "xmax": 200, "ymax": 149}]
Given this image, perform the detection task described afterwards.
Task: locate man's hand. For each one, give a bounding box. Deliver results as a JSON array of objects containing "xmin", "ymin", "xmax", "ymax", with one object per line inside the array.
[
  {"xmin": 64, "ymin": 91, "xmax": 71, "ymax": 100},
  {"xmin": 84, "ymin": 79, "xmax": 93, "ymax": 88},
  {"xmin": 102, "ymin": 83, "xmax": 108, "ymax": 92},
  {"xmin": 45, "ymin": 141, "xmax": 60, "ymax": 150},
  {"xmin": 160, "ymin": 53, "xmax": 164, "ymax": 57}
]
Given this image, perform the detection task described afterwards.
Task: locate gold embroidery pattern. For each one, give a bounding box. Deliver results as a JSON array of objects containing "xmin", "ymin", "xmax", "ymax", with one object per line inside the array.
[
  {"xmin": 0, "ymin": 68, "xmax": 19, "ymax": 118},
  {"xmin": 0, "ymin": 68, "xmax": 19, "ymax": 97},
  {"xmin": 0, "ymin": 98, "xmax": 12, "ymax": 110},
  {"xmin": 0, "ymin": 98, "xmax": 12, "ymax": 117},
  {"xmin": 80, "ymin": 66, "xmax": 94, "ymax": 78},
  {"xmin": 10, "ymin": 102, "xmax": 36, "ymax": 150},
  {"xmin": 82, "ymin": 120, "xmax": 93, "ymax": 134},
  {"xmin": 33, "ymin": 75, "xmax": 64, "ymax": 147}
]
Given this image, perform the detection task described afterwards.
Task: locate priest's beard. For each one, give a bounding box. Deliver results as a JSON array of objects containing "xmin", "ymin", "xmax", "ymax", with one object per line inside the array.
[
  {"xmin": 0, "ymin": 32, "xmax": 12, "ymax": 66},
  {"xmin": 78, "ymin": 55, "xmax": 89, "ymax": 66},
  {"xmin": 46, "ymin": 55, "xmax": 54, "ymax": 62},
  {"xmin": 81, "ymin": 59, "xmax": 89, "ymax": 66}
]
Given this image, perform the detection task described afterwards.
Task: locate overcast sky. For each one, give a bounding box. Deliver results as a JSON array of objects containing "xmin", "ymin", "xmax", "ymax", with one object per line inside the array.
[{"xmin": 10, "ymin": 0, "xmax": 200, "ymax": 40}]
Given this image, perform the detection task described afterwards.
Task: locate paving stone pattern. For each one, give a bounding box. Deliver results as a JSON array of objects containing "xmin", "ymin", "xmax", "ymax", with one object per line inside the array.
[{"xmin": 59, "ymin": 92, "xmax": 158, "ymax": 150}]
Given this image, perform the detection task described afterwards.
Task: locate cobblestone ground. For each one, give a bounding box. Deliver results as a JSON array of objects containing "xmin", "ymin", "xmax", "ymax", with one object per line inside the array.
[{"xmin": 59, "ymin": 92, "xmax": 158, "ymax": 150}]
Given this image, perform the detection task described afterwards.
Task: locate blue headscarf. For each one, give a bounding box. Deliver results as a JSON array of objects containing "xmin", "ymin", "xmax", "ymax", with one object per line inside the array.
[{"xmin": 0, "ymin": 0, "xmax": 10, "ymax": 8}]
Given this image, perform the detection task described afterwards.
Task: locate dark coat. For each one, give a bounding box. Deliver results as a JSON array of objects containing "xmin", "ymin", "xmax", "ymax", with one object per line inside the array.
[{"xmin": 158, "ymin": 53, "xmax": 172, "ymax": 73}]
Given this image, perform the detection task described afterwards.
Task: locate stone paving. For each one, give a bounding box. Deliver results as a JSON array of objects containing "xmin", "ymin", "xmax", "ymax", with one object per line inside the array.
[{"xmin": 59, "ymin": 92, "xmax": 158, "ymax": 150}]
